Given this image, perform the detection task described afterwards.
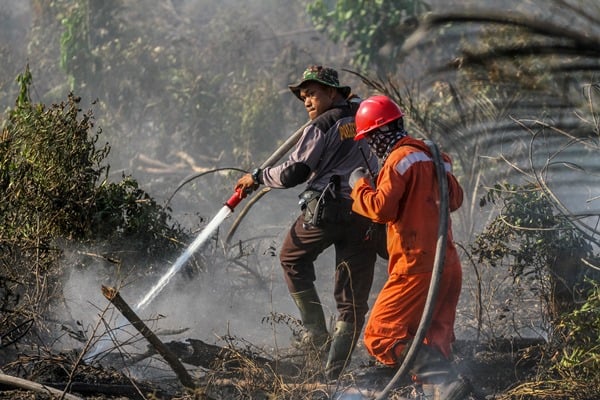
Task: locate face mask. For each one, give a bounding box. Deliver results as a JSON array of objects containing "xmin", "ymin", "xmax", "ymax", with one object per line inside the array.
[{"xmin": 367, "ymin": 128, "xmax": 407, "ymax": 160}]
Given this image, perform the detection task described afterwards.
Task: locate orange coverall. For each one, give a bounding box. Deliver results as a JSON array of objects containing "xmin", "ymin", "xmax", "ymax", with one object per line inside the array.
[{"xmin": 350, "ymin": 136, "xmax": 464, "ymax": 366}]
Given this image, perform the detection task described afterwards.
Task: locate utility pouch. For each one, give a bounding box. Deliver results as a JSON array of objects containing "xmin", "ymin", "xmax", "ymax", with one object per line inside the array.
[
  {"xmin": 299, "ymin": 175, "xmax": 352, "ymax": 227},
  {"xmin": 299, "ymin": 190, "xmax": 322, "ymax": 227}
]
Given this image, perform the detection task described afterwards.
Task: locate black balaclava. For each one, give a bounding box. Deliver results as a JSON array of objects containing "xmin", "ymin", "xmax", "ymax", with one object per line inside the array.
[{"xmin": 366, "ymin": 120, "xmax": 407, "ymax": 162}]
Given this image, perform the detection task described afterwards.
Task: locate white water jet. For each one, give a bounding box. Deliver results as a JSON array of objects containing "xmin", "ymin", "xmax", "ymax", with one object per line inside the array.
[
  {"xmin": 134, "ymin": 205, "xmax": 232, "ymax": 311},
  {"xmin": 86, "ymin": 205, "xmax": 232, "ymax": 360}
]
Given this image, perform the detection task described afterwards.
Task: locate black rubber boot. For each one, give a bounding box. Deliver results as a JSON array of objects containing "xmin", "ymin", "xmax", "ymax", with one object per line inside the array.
[
  {"xmin": 324, "ymin": 321, "xmax": 357, "ymax": 380},
  {"xmin": 410, "ymin": 345, "xmax": 472, "ymax": 400},
  {"xmin": 409, "ymin": 345, "xmax": 454, "ymax": 384},
  {"xmin": 290, "ymin": 287, "xmax": 329, "ymax": 350},
  {"xmin": 439, "ymin": 377, "xmax": 471, "ymax": 400}
]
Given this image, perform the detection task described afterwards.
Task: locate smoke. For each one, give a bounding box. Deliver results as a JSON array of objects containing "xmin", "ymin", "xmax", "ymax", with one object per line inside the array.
[
  {"xmin": 56, "ymin": 207, "xmax": 329, "ymax": 356},
  {"xmin": 3, "ymin": 1, "xmax": 597, "ymax": 381},
  {"xmin": 0, "ymin": 0, "xmax": 351, "ymax": 358}
]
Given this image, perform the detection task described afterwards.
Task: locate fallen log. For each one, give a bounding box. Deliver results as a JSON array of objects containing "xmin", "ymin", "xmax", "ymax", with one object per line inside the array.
[
  {"xmin": 101, "ymin": 285, "xmax": 196, "ymax": 389},
  {"xmin": 162, "ymin": 338, "xmax": 301, "ymax": 377},
  {"xmin": 113, "ymin": 337, "xmax": 302, "ymax": 378},
  {"xmin": 0, "ymin": 373, "xmax": 84, "ymax": 400}
]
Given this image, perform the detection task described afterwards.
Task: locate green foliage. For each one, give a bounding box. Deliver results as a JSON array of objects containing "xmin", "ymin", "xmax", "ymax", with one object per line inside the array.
[
  {"xmin": 48, "ymin": 0, "xmax": 298, "ymax": 170},
  {"xmin": 471, "ymin": 182, "xmax": 594, "ymax": 325},
  {"xmin": 0, "ymin": 67, "xmax": 190, "ymax": 340},
  {"xmin": 59, "ymin": 0, "xmax": 101, "ymax": 91},
  {"xmin": 92, "ymin": 176, "xmax": 184, "ymax": 253},
  {"xmin": 307, "ymin": 0, "xmax": 429, "ymax": 72},
  {"xmin": 511, "ymin": 280, "xmax": 600, "ymax": 398},
  {"xmin": 1, "ymin": 64, "xmax": 188, "ymax": 249},
  {"xmin": 235, "ymin": 78, "xmax": 285, "ymax": 167},
  {"xmin": 15, "ymin": 65, "xmax": 32, "ymax": 107},
  {"xmin": 1, "ymin": 65, "xmax": 109, "ymax": 240},
  {"xmin": 474, "ymin": 182, "xmax": 588, "ymax": 276},
  {"xmin": 555, "ymin": 280, "xmax": 600, "ymax": 381}
]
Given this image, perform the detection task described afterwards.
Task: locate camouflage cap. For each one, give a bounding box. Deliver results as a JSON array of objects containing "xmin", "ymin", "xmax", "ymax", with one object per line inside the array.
[{"xmin": 288, "ymin": 65, "xmax": 352, "ymax": 100}]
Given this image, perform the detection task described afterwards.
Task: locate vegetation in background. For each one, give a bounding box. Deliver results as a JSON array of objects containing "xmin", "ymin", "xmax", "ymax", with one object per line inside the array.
[
  {"xmin": 0, "ymin": 6, "xmax": 28, "ymax": 115},
  {"xmin": 30, "ymin": 0, "xmax": 314, "ymax": 176},
  {"xmin": 0, "ymin": 66, "xmax": 190, "ymax": 348},
  {"xmin": 472, "ymin": 183, "xmax": 595, "ymax": 327},
  {"xmin": 1, "ymin": 1, "xmax": 599, "ymax": 398},
  {"xmin": 307, "ymin": 0, "xmax": 430, "ymax": 73}
]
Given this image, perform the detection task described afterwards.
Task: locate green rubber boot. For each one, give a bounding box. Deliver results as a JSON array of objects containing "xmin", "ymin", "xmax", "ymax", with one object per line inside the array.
[
  {"xmin": 290, "ymin": 287, "xmax": 329, "ymax": 350},
  {"xmin": 325, "ymin": 321, "xmax": 357, "ymax": 380}
]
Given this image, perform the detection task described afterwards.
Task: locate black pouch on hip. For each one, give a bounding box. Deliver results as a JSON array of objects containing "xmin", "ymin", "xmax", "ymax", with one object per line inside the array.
[
  {"xmin": 299, "ymin": 189, "xmax": 322, "ymax": 227},
  {"xmin": 300, "ymin": 175, "xmax": 352, "ymax": 227}
]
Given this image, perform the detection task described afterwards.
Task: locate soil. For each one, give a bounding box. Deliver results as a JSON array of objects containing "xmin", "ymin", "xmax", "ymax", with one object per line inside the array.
[{"xmin": 0, "ymin": 337, "xmax": 544, "ymax": 400}]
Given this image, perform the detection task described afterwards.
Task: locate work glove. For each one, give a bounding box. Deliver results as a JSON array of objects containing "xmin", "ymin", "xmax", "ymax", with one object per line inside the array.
[{"xmin": 349, "ymin": 167, "xmax": 370, "ymax": 189}]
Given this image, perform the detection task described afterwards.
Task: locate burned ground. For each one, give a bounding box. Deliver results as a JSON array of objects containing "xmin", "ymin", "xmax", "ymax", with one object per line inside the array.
[{"xmin": 0, "ymin": 332, "xmax": 547, "ymax": 400}]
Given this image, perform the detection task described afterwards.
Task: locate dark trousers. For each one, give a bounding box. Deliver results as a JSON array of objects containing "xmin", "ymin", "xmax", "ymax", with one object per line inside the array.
[{"xmin": 279, "ymin": 212, "xmax": 378, "ymax": 329}]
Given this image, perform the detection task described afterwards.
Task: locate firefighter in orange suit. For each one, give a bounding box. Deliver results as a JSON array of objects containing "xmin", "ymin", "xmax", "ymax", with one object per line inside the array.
[{"xmin": 348, "ymin": 95, "xmax": 471, "ymax": 399}]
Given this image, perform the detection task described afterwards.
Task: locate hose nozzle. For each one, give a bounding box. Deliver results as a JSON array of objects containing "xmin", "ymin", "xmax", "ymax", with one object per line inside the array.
[{"xmin": 225, "ymin": 188, "xmax": 246, "ymax": 211}]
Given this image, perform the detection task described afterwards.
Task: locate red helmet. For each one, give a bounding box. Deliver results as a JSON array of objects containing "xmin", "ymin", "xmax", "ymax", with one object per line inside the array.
[{"xmin": 354, "ymin": 95, "xmax": 404, "ymax": 141}]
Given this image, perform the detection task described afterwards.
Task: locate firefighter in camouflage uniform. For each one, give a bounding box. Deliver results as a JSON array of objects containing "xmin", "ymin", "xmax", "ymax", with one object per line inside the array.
[{"xmin": 235, "ymin": 65, "xmax": 380, "ymax": 380}]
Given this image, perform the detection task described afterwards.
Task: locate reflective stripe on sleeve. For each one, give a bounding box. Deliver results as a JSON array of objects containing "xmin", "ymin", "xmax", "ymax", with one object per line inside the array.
[{"xmin": 395, "ymin": 152, "xmax": 452, "ymax": 175}]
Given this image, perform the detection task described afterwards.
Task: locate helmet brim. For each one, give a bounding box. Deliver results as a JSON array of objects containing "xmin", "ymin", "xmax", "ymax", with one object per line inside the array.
[{"xmin": 354, "ymin": 130, "xmax": 369, "ymax": 141}]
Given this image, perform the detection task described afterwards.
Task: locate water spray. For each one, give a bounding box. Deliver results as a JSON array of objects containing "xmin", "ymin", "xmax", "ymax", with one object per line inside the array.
[
  {"xmin": 136, "ymin": 188, "xmax": 247, "ymax": 311},
  {"xmin": 87, "ymin": 120, "xmax": 310, "ymax": 360},
  {"xmin": 134, "ymin": 190, "xmax": 246, "ymax": 312},
  {"xmin": 87, "ymin": 189, "xmax": 247, "ymax": 360}
]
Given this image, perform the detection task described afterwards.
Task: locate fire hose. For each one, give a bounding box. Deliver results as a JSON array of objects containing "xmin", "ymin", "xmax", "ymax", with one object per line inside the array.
[
  {"xmin": 224, "ymin": 136, "xmax": 451, "ymax": 399},
  {"xmin": 171, "ymin": 121, "xmax": 451, "ymax": 399},
  {"xmin": 374, "ymin": 139, "xmax": 449, "ymax": 400}
]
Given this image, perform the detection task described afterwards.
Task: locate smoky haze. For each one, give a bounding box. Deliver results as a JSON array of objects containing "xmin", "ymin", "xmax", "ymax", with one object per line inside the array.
[
  {"xmin": 0, "ymin": 0, "xmax": 388, "ymax": 362},
  {"xmin": 1, "ymin": 0, "xmax": 598, "ymax": 380}
]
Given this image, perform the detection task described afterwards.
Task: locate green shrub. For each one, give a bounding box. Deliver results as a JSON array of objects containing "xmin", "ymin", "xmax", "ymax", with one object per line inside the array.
[
  {"xmin": 0, "ymin": 66, "xmax": 190, "ymax": 346},
  {"xmin": 555, "ymin": 280, "xmax": 600, "ymax": 382},
  {"xmin": 472, "ymin": 182, "xmax": 594, "ymax": 324}
]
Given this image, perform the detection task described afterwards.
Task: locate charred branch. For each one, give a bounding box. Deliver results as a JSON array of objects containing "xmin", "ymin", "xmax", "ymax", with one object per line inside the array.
[{"xmin": 101, "ymin": 285, "xmax": 196, "ymax": 389}]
